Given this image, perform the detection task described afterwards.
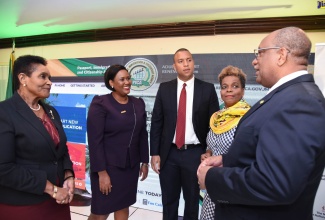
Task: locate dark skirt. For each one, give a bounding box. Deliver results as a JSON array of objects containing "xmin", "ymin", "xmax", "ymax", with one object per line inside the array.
[
  {"xmin": 90, "ymin": 163, "xmax": 140, "ymax": 215},
  {"xmin": 0, "ymin": 198, "xmax": 71, "ymax": 220}
]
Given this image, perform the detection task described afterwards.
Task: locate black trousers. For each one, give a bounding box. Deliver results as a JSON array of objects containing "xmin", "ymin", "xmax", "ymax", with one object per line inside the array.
[{"xmin": 159, "ymin": 144, "xmax": 204, "ymax": 220}]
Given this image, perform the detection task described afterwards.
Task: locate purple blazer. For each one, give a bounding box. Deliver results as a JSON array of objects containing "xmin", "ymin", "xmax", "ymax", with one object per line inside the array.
[{"xmin": 87, "ymin": 94, "xmax": 149, "ymax": 171}]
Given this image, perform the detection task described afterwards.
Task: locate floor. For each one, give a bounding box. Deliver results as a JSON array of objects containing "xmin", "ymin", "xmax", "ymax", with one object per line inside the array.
[{"xmin": 70, "ymin": 205, "xmax": 166, "ymax": 220}]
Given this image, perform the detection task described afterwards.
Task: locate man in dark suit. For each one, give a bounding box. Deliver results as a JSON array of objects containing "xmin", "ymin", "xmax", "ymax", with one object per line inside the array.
[
  {"xmin": 150, "ymin": 48, "xmax": 219, "ymax": 220},
  {"xmin": 197, "ymin": 27, "xmax": 325, "ymax": 220}
]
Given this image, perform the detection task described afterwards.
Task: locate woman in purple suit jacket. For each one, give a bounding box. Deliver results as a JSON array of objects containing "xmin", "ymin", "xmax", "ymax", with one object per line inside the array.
[{"xmin": 87, "ymin": 64, "xmax": 149, "ymax": 220}]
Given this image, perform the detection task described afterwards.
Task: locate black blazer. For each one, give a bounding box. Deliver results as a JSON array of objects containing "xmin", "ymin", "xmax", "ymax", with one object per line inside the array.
[
  {"xmin": 0, "ymin": 93, "xmax": 74, "ymax": 205},
  {"xmin": 206, "ymin": 74, "xmax": 325, "ymax": 220},
  {"xmin": 150, "ymin": 78, "xmax": 219, "ymax": 168}
]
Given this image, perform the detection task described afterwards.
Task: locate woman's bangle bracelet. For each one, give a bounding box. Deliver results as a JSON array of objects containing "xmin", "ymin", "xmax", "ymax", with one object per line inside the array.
[
  {"xmin": 141, "ymin": 163, "xmax": 149, "ymax": 167},
  {"xmin": 64, "ymin": 175, "xmax": 75, "ymax": 181},
  {"xmin": 52, "ymin": 185, "xmax": 58, "ymax": 198}
]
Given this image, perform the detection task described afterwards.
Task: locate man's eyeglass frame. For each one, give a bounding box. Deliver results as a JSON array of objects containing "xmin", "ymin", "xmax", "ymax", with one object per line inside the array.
[{"xmin": 254, "ymin": 47, "xmax": 290, "ymax": 58}]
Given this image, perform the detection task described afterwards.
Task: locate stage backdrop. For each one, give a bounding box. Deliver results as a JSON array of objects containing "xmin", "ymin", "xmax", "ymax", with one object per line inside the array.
[
  {"xmin": 46, "ymin": 52, "xmax": 314, "ymax": 216},
  {"xmin": 313, "ymin": 43, "xmax": 325, "ymax": 220}
]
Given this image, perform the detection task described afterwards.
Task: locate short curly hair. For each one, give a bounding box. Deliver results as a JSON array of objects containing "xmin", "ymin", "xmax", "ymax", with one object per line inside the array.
[{"xmin": 218, "ymin": 65, "xmax": 247, "ymax": 88}]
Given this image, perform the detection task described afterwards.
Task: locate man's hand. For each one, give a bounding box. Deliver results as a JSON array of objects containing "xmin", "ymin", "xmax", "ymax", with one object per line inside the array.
[
  {"xmin": 202, "ymin": 155, "xmax": 223, "ymax": 167},
  {"xmin": 197, "ymin": 165, "xmax": 211, "ymax": 189},
  {"xmin": 197, "ymin": 155, "xmax": 223, "ymax": 189},
  {"xmin": 150, "ymin": 155, "xmax": 161, "ymax": 174},
  {"xmin": 201, "ymin": 150, "xmax": 212, "ymax": 162}
]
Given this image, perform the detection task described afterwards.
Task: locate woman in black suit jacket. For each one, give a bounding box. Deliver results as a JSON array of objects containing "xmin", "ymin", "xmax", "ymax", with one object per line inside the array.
[{"xmin": 0, "ymin": 55, "xmax": 75, "ymax": 220}]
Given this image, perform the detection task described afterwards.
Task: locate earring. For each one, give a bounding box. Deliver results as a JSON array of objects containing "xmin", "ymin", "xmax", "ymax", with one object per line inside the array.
[
  {"xmin": 112, "ymin": 86, "xmax": 114, "ymax": 89},
  {"xmin": 23, "ymin": 84, "xmax": 26, "ymax": 87}
]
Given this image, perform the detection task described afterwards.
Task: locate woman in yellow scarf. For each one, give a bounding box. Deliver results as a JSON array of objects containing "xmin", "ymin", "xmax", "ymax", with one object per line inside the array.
[{"xmin": 200, "ymin": 65, "xmax": 250, "ymax": 220}]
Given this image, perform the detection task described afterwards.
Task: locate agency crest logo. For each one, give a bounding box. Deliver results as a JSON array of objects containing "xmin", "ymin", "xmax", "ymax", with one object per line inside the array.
[
  {"xmin": 317, "ymin": 1, "xmax": 325, "ymax": 8},
  {"xmin": 125, "ymin": 58, "xmax": 158, "ymax": 91}
]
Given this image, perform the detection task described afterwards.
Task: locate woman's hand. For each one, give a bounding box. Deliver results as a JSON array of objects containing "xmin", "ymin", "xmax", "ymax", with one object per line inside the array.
[
  {"xmin": 98, "ymin": 170, "xmax": 112, "ymax": 195},
  {"xmin": 63, "ymin": 176, "xmax": 75, "ymax": 203},
  {"xmin": 44, "ymin": 181, "xmax": 71, "ymax": 204},
  {"xmin": 139, "ymin": 163, "xmax": 149, "ymax": 181},
  {"xmin": 55, "ymin": 186, "xmax": 71, "ymax": 204}
]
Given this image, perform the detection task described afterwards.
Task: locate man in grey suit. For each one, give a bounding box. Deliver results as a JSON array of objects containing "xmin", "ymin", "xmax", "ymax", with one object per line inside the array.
[
  {"xmin": 150, "ymin": 48, "xmax": 219, "ymax": 220},
  {"xmin": 198, "ymin": 27, "xmax": 325, "ymax": 220}
]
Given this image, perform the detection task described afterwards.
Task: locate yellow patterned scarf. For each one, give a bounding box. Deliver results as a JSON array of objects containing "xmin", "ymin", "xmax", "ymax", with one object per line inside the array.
[{"xmin": 210, "ymin": 100, "xmax": 250, "ymax": 134}]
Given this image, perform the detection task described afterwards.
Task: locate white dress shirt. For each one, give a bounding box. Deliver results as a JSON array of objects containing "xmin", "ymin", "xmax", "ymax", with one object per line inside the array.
[
  {"xmin": 173, "ymin": 76, "xmax": 200, "ymax": 145},
  {"xmin": 267, "ymin": 70, "xmax": 308, "ymax": 94}
]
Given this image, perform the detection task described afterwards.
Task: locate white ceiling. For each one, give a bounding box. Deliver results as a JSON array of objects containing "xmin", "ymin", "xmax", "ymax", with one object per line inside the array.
[{"xmin": 0, "ymin": 0, "xmax": 323, "ymax": 39}]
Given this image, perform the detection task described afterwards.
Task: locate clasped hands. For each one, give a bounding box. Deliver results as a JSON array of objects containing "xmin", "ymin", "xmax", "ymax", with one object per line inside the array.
[
  {"xmin": 53, "ymin": 177, "xmax": 75, "ymax": 204},
  {"xmin": 197, "ymin": 155, "xmax": 223, "ymax": 189}
]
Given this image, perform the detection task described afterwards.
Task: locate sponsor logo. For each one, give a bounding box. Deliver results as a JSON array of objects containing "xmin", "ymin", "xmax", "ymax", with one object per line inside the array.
[
  {"xmin": 142, "ymin": 199, "xmax": 163, "ymax": 207},
  {"xmin": 317, "ymin": 1, "xmax": 325, "ymax": 8},
  {"xmin": 125, "ymin": 58, "xmax": 158, "ymax": 91}
]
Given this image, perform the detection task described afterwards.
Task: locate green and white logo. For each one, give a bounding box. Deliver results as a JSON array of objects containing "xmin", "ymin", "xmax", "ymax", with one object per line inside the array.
[{"xmin": 125, "ymin": 58, "xmax": 158, "ymax": 91}]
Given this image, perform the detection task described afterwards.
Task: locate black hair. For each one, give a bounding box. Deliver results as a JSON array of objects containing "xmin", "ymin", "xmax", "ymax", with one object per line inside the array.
[
  {"xmin": 13, "ymin": 55, "xmax": 47, "ymax": 91},
  {"xmin": 104, "ymin": 64, "xmax": 128, "ymax": 91}
]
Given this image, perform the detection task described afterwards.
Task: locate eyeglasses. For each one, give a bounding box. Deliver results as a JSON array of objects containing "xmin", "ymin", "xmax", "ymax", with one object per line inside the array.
[
  {"xmin": 254, "ymin": 47, "xmax": 281, "ymax": 58},
  {"xmin": 254, "ymin": 47, "xmax": 291, "ymax": 58}
]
